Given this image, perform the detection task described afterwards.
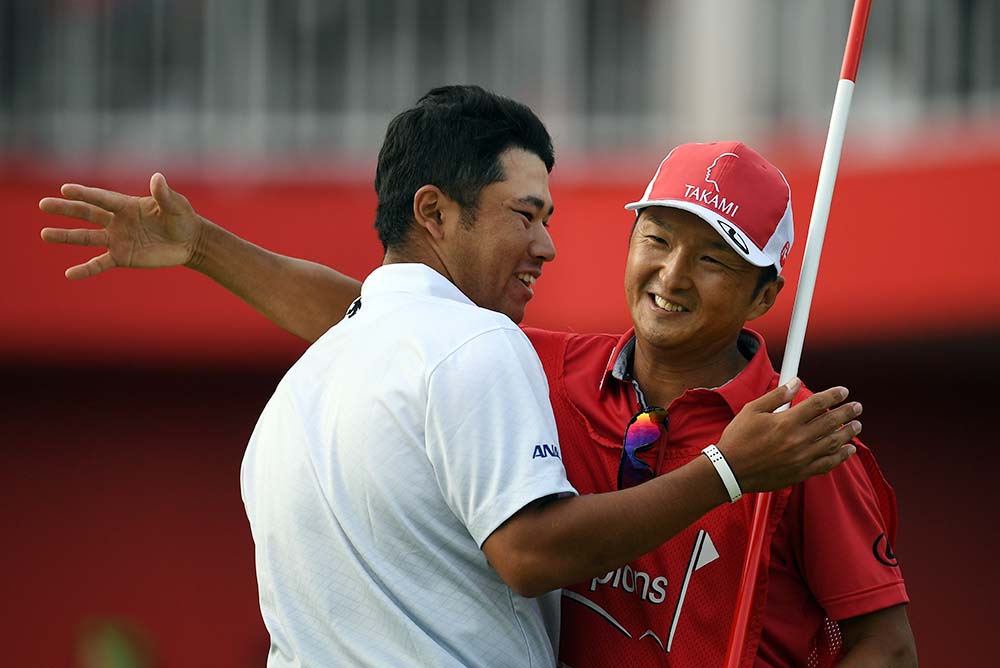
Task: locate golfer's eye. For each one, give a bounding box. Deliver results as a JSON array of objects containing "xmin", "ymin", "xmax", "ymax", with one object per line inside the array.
[
  {"xmin": 647, "ymin": 235, "xmax": 668, "ymax": 245},
  {"xmin": 703, "ymin": 255, "xmax": 721, "ymax": 264},
  {"xmin": 515, "ymin": 210, "xmax": 532, "ymax": 226}
]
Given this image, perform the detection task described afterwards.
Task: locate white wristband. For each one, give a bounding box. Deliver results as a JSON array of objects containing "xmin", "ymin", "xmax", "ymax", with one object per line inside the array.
[{"xmin": 702, "ymin": 445, "xmax": 743, "ymax": 503}]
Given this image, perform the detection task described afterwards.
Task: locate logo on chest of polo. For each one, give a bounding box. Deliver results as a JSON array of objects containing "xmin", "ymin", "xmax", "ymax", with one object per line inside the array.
[
  {"xmin": 532, "ymin": 443, "xmax": 560, "ymax": 459},
  {"xmin": 590, "ymin": 565, "xmax": 669, "ymax": 604},
  {"xmin": 567, "ymin": 529, "xmax": 722, "ymax": 653}
]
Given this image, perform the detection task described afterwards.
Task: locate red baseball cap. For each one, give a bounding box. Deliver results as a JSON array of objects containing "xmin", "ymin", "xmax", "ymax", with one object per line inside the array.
[{"xmin": 625, "ymin": 141, "xmax": 794, "ymax": 274}]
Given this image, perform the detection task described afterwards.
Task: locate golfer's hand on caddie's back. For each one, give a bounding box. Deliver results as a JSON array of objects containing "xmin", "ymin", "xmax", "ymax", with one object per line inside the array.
[{"xmin": 715, "ymin": 379, "xmax": 861, "ymax": 492}]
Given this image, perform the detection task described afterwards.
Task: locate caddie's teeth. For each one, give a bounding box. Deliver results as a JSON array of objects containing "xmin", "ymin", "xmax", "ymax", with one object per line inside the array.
[
  {"xmin": 516, "ymin": 273, "xmax": 536, "ymax": 286},
  {"xmin": 653, "ymin": 294, "xmax": 688, "ymax": 312}
]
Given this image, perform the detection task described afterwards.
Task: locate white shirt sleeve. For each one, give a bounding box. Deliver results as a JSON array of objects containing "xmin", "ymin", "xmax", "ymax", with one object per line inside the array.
[{"xmin": 424, "ymin": 326, "xmax": 578, "ymax": 547}]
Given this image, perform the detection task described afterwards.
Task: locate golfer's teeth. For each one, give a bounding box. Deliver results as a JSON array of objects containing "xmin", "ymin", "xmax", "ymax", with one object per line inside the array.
[
  {"xmin": 653, "ymin": 295, "xmax": 686, "ymax": 312},
  {"xmin": 517, "ymin": 273, "xmax": 536, "ymax": 286}
]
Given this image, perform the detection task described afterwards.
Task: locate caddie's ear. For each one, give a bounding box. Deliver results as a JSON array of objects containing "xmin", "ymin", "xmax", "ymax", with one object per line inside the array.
[
  {"xmin": 747, "ymin": 274, "xmax": 785, "ymax": 321},
  {"xmin": 412, "ymin": 185, "xmax": 460, "ymax": 241}
]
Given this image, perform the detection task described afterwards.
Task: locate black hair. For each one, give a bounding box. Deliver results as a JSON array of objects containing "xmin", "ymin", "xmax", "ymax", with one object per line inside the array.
[
  {"xmin": 373, "ymin": 85, "xmax": 555, "ymax": 251},
  {"xmin": 753, "ymin": 265, "xmax": 779, "ymax": 298}
]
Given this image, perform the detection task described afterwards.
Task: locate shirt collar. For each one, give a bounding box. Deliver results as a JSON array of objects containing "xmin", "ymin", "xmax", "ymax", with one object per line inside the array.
[
  {"xmin": 600, "ymin": 328, "xmax": 776, "ymax": 414},
  {"xmin": 361, "ymin": 263, "xmax": 475, "ymax": 306},
  {"xmin": 712, "ymin": 330, "xmax": 776, "ymax": 414},
  {"xmin": 599, "ymin": 328, "xmax": 638, "ymax": 393}
]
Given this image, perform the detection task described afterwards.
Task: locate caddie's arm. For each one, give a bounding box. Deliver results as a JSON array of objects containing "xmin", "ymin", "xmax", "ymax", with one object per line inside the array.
[
  {"xmin": 837, "ymin": 604, "xmax": 917, "ymax": 667},
  {"xmin": 39, "ymin": 174, "xmax": 359, "ymax": 342}
]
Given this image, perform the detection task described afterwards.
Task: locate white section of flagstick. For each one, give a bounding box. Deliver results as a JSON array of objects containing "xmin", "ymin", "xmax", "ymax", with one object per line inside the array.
[{"xmin": 776, "ymin": 79, "xmax": 857, "ymax": 408}]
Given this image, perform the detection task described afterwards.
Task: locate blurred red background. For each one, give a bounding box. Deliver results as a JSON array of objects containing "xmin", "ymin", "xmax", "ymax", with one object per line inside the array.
[
  {"xmin": 8, "ymin": 148, "xmax": 1000, "ymax": 363},
  {"xmin": 6, "ymin": 147, "xmax": 1000, "ymax": 665}
]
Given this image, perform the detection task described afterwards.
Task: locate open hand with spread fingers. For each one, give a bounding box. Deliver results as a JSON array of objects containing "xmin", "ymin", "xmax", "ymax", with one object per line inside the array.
[
  {"xmin": 716, "ymin": 379, "xmax": 863, "ymax": 493},
  {"xmin": 39, "ymin": 173, "xmax": 204, "ymax": 279}
]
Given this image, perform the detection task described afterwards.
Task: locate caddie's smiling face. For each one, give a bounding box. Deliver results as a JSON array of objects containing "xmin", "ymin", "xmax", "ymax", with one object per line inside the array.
[
  {"xmin": 447, "ymin": 148, "xmax": 555, "ymax": 323},
  {"xmin": 625, "ymin": 206, "xmax": 782, "ymax": 355}
]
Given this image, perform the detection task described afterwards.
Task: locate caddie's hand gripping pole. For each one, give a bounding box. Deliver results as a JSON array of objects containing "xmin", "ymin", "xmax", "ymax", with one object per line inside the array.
[{"xmin": 723, "ymin": 1, "xmax": 873, "ymax": 666}]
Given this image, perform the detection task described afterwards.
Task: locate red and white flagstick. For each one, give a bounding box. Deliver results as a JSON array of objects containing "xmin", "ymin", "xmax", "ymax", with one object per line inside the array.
[{"xmin": 723, "ymin": 1, "xmax": 873, "ymax": 666}]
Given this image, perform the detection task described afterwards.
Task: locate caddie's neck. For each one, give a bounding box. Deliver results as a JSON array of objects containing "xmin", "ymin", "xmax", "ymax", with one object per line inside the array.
[{"xmin": 630, "ymin": 333, "xmax": 749, "ymax": 409}]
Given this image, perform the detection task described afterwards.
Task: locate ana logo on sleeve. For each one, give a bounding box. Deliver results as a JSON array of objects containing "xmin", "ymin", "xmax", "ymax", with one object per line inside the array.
[{"xmin": 531, "ymin": 443, "xmax": 561, "ymax": 459}]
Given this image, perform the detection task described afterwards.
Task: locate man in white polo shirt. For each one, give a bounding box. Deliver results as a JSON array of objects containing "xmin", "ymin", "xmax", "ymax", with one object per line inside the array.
[
  {"xmin": 41, "ymin": 86, "xmax": 864, "ymax": 667},
  {"xmin": 241, "ymin": 87, "xmax": 578, "ymax": 666}
]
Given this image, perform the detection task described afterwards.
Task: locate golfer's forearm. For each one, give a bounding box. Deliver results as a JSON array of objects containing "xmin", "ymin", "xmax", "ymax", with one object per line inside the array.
[
  {"xmin": 492, "ymin": 456, "xmax": 730, "ymax": 597},
  {"xmin": 189, "ymin": 218, "xmax": 361, "ymax": 342}
]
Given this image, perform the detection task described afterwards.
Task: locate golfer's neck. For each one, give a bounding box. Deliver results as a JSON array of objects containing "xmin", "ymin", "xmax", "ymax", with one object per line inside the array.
[
  {"xmin": 631, "ymin": 336, "xmax": 748, "ymax": 408},
  {"xmin": 383, "ymin": 242, "xmax": 453, "ymax": 284}
]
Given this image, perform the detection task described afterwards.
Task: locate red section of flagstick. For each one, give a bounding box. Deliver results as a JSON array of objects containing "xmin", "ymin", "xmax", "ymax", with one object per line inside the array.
[
  {"xmin": 723, "ymin": 494, "xmax": 772, "ymax": 666},
  {"xmin": 840, "ymin": 0, "xmax": 872, "ymax": 82}
]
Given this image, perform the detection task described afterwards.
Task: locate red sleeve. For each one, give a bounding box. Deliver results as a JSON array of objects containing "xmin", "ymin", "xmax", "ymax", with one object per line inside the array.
[
  {"xmin": 790, "ymin": 443, "xmax": 909, "ymax": 621},
  {"xmin": 521, "ymin": 326, "xmax": 564, "ymax": 353}
]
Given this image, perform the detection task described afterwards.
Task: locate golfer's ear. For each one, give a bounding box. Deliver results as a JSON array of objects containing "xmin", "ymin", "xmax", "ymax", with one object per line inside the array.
[
  {"xmin": 748, "ymin": 275, "xmax": 784, "ymax": 320},
  {"xmin": 413, "ymin": 185, "xmax": 459, "ymax": 240}
]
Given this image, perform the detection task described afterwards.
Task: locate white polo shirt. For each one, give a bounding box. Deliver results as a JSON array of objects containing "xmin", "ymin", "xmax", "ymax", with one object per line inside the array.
[{"xmin": 241, "ymin": 263, "xmax": 577, "ymax": 667}]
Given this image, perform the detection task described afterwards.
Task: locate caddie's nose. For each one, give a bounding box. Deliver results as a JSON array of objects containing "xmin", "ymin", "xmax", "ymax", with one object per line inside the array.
[{"xmin": 657, "ymin": 251, "xmax": 694, "ymax": 292}]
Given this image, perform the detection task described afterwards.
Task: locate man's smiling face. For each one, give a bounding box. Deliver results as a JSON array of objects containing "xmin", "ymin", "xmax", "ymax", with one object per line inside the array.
[
  {"xmin": 446, "ymin": 147, "xmax": 555, "ymax": 323},
  {"xmin": 624, "ymin": 206, "xmax": 782, "ymax": 355}
]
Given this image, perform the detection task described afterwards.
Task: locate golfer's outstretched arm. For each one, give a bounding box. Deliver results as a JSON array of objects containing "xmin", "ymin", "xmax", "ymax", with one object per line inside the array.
[
  {"xmin": 192, "ymin": 219, "xmax": 360, "ymax": 342},
  {"xmin": 39, "ymin": 174, "xmax": 360, "ymax": 342},
  {"xmin": 483, "ymin": 381, "xmax": 862, "ymax": 598}
]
